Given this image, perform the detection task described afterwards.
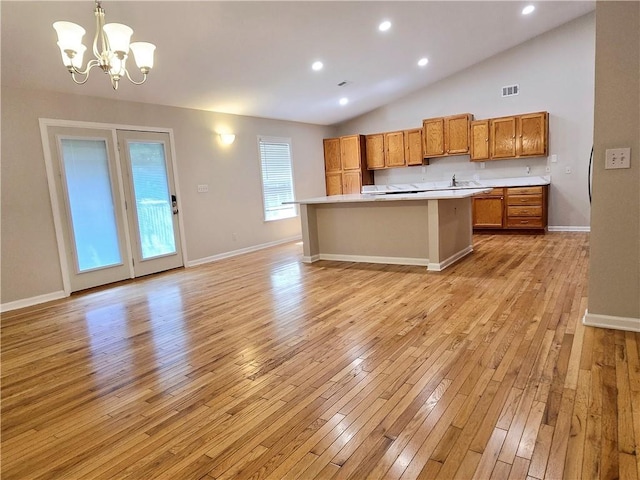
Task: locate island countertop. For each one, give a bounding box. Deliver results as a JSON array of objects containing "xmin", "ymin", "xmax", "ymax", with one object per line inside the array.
[{"xmin": 291, "ymin": 187, "xmax": 492, "ymax": 205}]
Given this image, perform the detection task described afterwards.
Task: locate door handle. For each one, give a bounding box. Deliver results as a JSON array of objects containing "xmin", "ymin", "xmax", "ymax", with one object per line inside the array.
[{"xmin": 171, "ymin": 194, "xmax": 178, "ymax": 215}]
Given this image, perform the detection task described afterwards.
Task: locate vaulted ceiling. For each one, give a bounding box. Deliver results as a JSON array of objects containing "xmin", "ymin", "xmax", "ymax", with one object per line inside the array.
[{"xmin": 1, "ymin": 1, "xmax": 595, "ymax": 125}]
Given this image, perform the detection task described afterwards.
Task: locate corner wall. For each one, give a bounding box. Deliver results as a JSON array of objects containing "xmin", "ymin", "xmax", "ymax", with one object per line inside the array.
[
  {"xmin": 1, "ymin": 87, "xmax": 335, "ymax": 306},
  {"xmin": 336, "ymin": 13, "xmax": 595, "ymax": 230},
  {"xmin": 585, "ymin": 1, "xmax": 640, "ymax": 330}
]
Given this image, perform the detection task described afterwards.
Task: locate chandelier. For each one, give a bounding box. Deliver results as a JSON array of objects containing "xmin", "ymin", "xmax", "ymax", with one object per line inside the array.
[{"xmin": 53, "ymin": 1, "xmax": 156, "ymax": 90}]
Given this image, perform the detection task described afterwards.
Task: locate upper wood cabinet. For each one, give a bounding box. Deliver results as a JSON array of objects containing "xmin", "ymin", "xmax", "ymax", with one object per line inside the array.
[
  {"xmin": 470, "ymin": 120, "xmax": 490, "ymax": 161},
  {"xmin": 518, "ymin": 112, "xmax": 548, "ymax": 157},
  {"xmin": 423, "ymin": 118, "xmax": 445, "ymax": 157},
  {"xmin": 323, "ymin": 138, "xmax": 341, "ymax": 173},
  {"xmin": 485, "ymin": 112, "xmax": 548, "ymax": 161},
  {"xmin": 385, "ymin": 131, "xmax": 406, "ymax": 167},
  {"xmin": 366, "ymin": 129, "xmax": 425, "ymax": 170},
  {"xmin": 323, "ymin": 135, "xmax": 372, "ymax": 195},
  {"xmin": 404, "ymin": 128, "xmax": 424, "ymax": 166},
  {"xmin": 340, "ymin": 135, "xmax": 363, "ymax": 170},
  {"xmin": 422, "ymin": 114, "xmax": 472, "ymax": 158},
  {"xmin": 365, "ymin": 134, "xmax": 385, "ymax": 170},
  {"xmin": 490, "ymin": 117, "xmax": 517, "ymax": 159}
]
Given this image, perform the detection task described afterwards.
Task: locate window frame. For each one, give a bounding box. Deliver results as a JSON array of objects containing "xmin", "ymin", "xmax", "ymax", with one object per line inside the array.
[{"xmin": 257, "ymin": 136, "xmax": 298, "ymax": 222}]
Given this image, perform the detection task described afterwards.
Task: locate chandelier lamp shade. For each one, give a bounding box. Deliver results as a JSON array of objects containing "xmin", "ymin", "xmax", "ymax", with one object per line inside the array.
[{"xmin": 53, "ymin": 1, "xmax": 156, "ymax": 90}]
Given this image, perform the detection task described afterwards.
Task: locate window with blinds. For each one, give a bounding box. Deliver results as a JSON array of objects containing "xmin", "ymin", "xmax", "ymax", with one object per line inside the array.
[{"xmin": 258, "ymin": 136, "xmax": 297, "ymax": 221}]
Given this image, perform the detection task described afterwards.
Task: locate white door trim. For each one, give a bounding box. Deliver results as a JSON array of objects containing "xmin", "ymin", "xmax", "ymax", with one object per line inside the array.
[{"xmin": 38, "ymin": 118, "xmax": 188, "ymax": 296}]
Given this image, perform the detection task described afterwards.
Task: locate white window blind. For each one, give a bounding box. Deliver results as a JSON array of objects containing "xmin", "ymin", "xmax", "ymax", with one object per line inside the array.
[{"xmin": 258, "ymin": 136, "xmax": 297, "ymax": 221}]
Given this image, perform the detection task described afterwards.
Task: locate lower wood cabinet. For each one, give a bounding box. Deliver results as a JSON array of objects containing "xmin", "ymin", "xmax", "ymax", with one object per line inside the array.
[
  {"xmin": 472, "ymin": 188, "xmax": 504, "ymax": 228},
  {"xmin": 473, "ymin": 185, "xmax": 548, "ymax": 231}
]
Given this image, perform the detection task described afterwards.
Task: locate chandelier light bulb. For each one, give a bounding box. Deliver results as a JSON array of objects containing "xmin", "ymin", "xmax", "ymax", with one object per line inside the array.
[
  {"xmin": 103, "ymin": 23, "xmax": 133, "ymax": 53},
  {"xmin": 130, "ymin": 42, "xmax": 156, "ymax": 70}
]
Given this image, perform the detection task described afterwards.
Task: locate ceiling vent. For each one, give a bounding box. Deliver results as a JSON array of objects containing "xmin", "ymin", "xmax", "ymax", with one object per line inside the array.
[
  {"xmin": 337, "ymin": 81, "xmax": 351, "ymax": 87},
  {"xmin": 502, "ymin": 84, "xmax": 520, "ymax": 97}
]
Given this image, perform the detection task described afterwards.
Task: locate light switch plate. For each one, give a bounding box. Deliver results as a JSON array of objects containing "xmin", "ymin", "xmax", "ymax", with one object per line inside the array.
[
  {"xmin": 197, "ymin": 184, "xmax": 209, "ymax": 193},
  {"xmin": 605, "ymin": 148, "xmax": 631, "ymax": 169}
]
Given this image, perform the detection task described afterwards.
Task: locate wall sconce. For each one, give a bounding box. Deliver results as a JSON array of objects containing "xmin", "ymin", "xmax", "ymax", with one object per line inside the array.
[{"xmin": 219, "ymin": 133, "xmax": 236, "ymax": 145}]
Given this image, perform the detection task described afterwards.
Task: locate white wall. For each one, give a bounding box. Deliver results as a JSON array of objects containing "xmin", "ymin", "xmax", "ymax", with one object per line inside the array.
[
  {"xmin": 1, "ymin": 86, "xmax": 335, "ymax": 306},
  {"xmin": 336, "ymin": 13, "xmax": 595, "ymax": 229},
  {"xmin": 587, "ymin": 1, "xmax": 639, "ymax": 326}
]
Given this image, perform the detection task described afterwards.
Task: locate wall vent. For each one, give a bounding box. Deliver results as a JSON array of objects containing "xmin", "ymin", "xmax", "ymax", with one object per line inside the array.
[{"xmin": 502, "ymin": 84, "xmax": 520, "ymax": 97}]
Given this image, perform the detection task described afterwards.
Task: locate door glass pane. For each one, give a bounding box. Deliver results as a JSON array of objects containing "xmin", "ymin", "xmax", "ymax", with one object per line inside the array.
[
  {"xmin": 128, "ymin": 142, "xmax": 176, "ymax": 259},
  {"xmin": 61, "ymin": 139, "xmax": 122, "ymax": 272}
]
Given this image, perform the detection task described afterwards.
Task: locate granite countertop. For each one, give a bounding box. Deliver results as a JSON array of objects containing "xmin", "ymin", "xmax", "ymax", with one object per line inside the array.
[
  {"xmin": 292, "ymin": 188, "xmax": 492, "ymax": 205},
  {"xmin": 362, "ymin": 176, "xmax": 550, "ymax": 194},
  {"xmin": 292, "ymin": 176, "xmax": 550, "ymax": 205},
  {"xmin": 478, "ymin": 176, "xmax": 551, "ymax": 188}
]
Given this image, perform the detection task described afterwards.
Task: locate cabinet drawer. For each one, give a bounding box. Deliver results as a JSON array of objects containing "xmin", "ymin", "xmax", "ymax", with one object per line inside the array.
[
  {"xmin": 508, "ymin": 186, "xmax": 543, "ymax": 195},
  {"xmin": 507, "ymin": 194, "xmax": 542, "ymax": 206},
  {"xmin": 506, "ymin": 217, "xmax": 543, "ymax": 228},
  {"xmin": 477, "ymin": 188, "xmax": 504, "ymax": 197},
  {"xmin": 508, "ymin": 206, "xmax": 542, "ymax": 217}
]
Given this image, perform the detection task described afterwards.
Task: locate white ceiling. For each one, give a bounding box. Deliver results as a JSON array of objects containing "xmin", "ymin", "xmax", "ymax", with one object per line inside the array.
[{"xmin": 2, "ymin": 1, "xmax": 595, "ymax": 126}]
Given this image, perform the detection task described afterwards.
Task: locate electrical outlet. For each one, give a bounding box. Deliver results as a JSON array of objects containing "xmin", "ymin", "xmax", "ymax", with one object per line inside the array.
[
  {"xmin": 479, "ymin": 162, "xmax": 485, "ymax": 169},
  {"xmin": 545, "ymin": 166, "xmax": 551, "ymax": 173},
  {"xmin": 550, "ymin": 154, "xmax": 558, "ymax": 163},
  {"xmin": 197, "ymin": 184, "xmax": 209, "ymax": 193},
  {"xmin": 605, "ymin": 148, "xmax": 631, "ymax": 169}
]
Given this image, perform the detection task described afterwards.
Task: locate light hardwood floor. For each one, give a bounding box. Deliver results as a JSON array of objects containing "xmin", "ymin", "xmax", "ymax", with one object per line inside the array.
[{"xmin": 2, "ymin": 233, "xmax": 639, "ymax": 479}]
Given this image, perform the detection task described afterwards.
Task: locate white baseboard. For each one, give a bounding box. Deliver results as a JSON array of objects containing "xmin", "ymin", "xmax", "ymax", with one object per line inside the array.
[
  {"xmin": 302, "ymin": 254, "xmax": 321, "ymax": 263},
  {"xmin": 583, "ymin": 309, "xmax": 640, "ymax": 332},
  {"xmin": 428, "ymin": 246, "xmax": 473, "ymax": 272},
  {"xmin": 186, "ymin": 235, "xmax": 302, "ymax": 267},
  {"xmin": 1, "ymin": 290, "xmax": 67, "ymax": 313},
  {"xmin": 317, "ymin": 253, "xmax": 429, "ymax": 267},
  {"xmin": 548, "ymin": 226, "xmax": 591, "ymax": 232}
]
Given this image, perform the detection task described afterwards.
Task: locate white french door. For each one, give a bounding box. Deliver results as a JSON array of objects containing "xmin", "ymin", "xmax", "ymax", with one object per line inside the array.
[
  {"xmin": 46, "ymin": 125, "xmax": 183, "ymax": 293},
  {"xmin": 117, "ymin": 130, "xmax": 183, "ymax": 277}
]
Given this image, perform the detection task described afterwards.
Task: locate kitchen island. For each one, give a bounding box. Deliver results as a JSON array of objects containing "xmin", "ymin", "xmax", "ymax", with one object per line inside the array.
[{"xmin": 293, "ymin": 188, "xmax": 491, "ymax": 271}]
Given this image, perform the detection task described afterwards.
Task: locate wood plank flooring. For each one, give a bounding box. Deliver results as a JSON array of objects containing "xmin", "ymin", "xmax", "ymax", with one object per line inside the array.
[{"xmin": 2, "ymin": 233, "xmax": 639, "ymax": 479}]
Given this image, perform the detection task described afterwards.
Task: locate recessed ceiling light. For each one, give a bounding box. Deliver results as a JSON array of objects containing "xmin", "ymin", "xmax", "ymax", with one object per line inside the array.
[
  {"xmin": 339, "ymin": 97, "xmax": 349, "ymax": 106},
  {"xmin": 522, "ymin": 5, "xmax": 535, "ymax": 15},
  {"xmin": 311, "ymin": 61, "xmax": 323, "ymax": 71},
  {"xmin": 378, "ymin": 20, "xmax": 391, "ymax": 32},
  {"xmin": 418, "ymin": 57, "xmax": 429, "ymax": 67}
]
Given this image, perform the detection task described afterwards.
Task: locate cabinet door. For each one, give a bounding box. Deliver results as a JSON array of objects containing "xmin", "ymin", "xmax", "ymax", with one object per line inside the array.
[
  {"xmin": 490, "ymin": 117, "xmax": 517, "ymax": 159},
  {"xmin": 323, "ymin": 138, "xmax": 341, "ymax": 173},
  {"xmin": 342, "ymin": 171, "xmax": 362, "ymax": 194},
  {"xmin": 365, "ymin": 134, "xmax": 385, "ymax": 170},
  {"xmin": 470, "ymin": 120, "xmax": 490, "ymax": 161},
  {"xmin": 445, "ymin": 114, "xmax": 470, "ymax": 154},
  {"xmin": 404, "ymin": 129, "xmax": 424, "ymax": 166},
  {"xmin": 385, "ymin": 131, "xmax": 406, "ymax": 167},
  {"xmin": 340, "ymin": 135, "xmax": 362, "ymax": 170},
  {"xmin": 518, "ymin": 112, "xmax": 547, "ymax": 157},
  {"xmin": 423, "ymin": 118, "xmax": 445, "ymax": 157},
  {"xmin": 473, "ymin": 194, "xmax": 504, "ymax": 228},
  {"xmin": 325, "ymin": 172, "xmax": 343, "ymax": 196}
]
